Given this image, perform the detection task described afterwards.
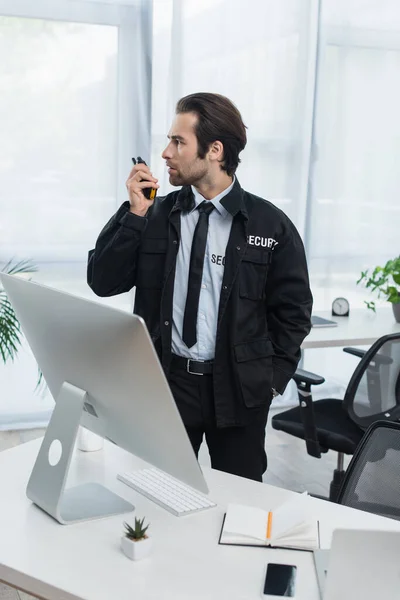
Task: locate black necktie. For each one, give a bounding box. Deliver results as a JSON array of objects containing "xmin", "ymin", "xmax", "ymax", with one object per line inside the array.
[{"xmin": 182, "ymin": 201, "xmax": 215, "ymax": 348}]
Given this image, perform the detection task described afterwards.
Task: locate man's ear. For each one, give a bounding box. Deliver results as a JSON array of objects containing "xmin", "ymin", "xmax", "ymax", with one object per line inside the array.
[{"xmin": 208, "ymin": 140, "xmax": 224, "ymax": 163}]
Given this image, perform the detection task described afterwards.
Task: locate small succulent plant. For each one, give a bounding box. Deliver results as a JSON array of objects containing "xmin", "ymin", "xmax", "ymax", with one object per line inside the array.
[{"xmin": 123, "ymin": 518, "xmax": 150, "ymax": 541}]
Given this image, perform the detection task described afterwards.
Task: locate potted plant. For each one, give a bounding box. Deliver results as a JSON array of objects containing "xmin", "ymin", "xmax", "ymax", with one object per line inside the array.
[
  {"xmin": 121, "ymin": 518, "xmax": 152, "ymax": 561},
  {"xmin": 0, "ymin": 259, "xmax": 41, "ymax": 378},
  {"xmin": 357, "ymin": 256, "xmax": 400, "ymax": 323}
]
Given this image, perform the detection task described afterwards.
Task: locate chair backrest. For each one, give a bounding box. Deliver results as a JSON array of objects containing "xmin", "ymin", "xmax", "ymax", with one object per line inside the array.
[
  {"xmin": 337, "ymin": 420, "xmax": 400, "ymax": 520},
  {"xmin": 344, "ymin": 333, "xmax": 400, "ymax": 430}
]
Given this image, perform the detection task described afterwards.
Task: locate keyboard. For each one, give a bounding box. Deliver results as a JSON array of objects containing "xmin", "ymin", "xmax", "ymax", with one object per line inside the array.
[{"xmin": 117, "ymin": 467, "xmax": 217, "ymax": 516}]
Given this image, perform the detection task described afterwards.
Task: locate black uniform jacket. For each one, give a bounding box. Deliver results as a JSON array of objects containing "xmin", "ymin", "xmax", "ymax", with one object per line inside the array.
[{"xmin": 87, "ymin": 179, "xmax": 313, "ymax": 427}]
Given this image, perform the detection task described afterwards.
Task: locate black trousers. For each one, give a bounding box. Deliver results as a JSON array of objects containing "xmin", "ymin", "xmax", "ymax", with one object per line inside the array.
[{"xmin": 168, "ymin": 365, "xmax": 268, "ymax": 482}]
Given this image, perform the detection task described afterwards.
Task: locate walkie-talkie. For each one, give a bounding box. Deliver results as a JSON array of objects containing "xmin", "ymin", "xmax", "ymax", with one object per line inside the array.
[{"xmin": 131, "ymin": 157, "xmax": 157, "ymax": 201}]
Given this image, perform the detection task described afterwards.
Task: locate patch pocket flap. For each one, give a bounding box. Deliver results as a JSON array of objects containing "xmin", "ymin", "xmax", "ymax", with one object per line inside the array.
[
  {"xmin": 141, "ymin": 238, "xmax": 168, "ymax": 254},
  {"xmin": 234, "ymin": 339, "xmax": 275, "ymax": 363},
  {"xmin": 242, "ymin": 247, "xmax": 271, "ymax": 264}
]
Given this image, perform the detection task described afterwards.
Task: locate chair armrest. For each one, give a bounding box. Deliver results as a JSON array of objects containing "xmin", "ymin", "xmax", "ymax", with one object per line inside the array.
[
  {"xmin": 293, "ymin": 373, "xmax": 323, "ymax": 459},
  {"xmin": 343, "ymin": 346, "xmax": 392, "ymax": 366},
  {"xmin": 293, "ymin": 368, "xmax": 325, "ymax": 387},
  {"xmin": 343, "ymin": 347, "xmax": 366, "ymax": 359}
]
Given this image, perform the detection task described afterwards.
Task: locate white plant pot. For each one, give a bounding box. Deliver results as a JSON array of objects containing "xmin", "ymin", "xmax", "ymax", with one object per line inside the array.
[
  {"xmin": 76, "ymin": 426, "xmax": 104, "ymax": 452},
  {"xmin": 121, "ymin": 536, "xmax": 152, "ymax": 561}
]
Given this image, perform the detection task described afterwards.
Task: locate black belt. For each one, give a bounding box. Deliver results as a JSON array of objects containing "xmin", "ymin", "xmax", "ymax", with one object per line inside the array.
[{"xmin": 171, "ymin": 354, "xmax": 214, "ymax": 375}]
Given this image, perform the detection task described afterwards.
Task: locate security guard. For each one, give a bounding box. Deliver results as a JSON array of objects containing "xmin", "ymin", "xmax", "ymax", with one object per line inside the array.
[{"xmin": 87, "ymin": 92, "xmax": 313, "ymax": 482}]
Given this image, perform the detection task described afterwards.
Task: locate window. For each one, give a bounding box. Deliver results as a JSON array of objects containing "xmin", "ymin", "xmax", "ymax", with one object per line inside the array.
[
  {"xmin": 0, "ymin": 0, "xmax": 152, "ymax": 428},
  {"xmin": 0, "ymin": 17, "xmax": 118, "ymax": 265},
  {"xmin": 307, "ymin": 2, "xmax": 400, "ymax": 307}
]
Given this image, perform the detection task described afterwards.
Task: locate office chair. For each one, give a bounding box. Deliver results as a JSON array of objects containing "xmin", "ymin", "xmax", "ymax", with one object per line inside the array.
[
  {"xmin": 337, "ymin": 420, "xmax": 400, "ymax": 520},
  {"xmin": 271, "ymin": 333, "xmax": 400, "ymax": 501}
]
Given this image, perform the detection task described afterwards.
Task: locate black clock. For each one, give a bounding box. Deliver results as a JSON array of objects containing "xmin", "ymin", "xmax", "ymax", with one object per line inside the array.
[{"xmin": 332, "ymin": 297, "xmax": 350, "ymax": 317}]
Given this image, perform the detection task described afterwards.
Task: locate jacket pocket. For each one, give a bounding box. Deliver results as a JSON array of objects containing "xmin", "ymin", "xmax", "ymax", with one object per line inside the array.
[
  {"xmin": 234, "ymin": 338, "xmax": 275, "ymax": 408},
  {"xmin": 239, "ymin": 247, "xmax": 271, "ymax": 300},
  {"xmin": 137, "ymin": 238, "xmax": 168, "ymax": 289}
]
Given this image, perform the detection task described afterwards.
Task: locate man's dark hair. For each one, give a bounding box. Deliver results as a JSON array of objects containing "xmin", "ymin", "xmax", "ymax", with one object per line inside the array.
[{"xmin": 176, "ymin": 92, "xmax": 247, "ymax": 177}]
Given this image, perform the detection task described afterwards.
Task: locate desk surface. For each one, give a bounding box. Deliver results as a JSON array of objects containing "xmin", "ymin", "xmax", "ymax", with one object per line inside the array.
[
  {"xmin": 303, "ymin": 307, "xmax": 400, "ymax": 349},
  {"xmin": 1, "ymin": 440, "xmax": 400, "ymax": 600}
]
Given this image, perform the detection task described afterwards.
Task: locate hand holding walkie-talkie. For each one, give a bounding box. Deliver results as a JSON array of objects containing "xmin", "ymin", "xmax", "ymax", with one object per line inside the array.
[
  {"xmin": 126, "ymin": 157, "xmax": 159, "ymax": 217},
  {"xmin": 132, "ymin": 157, "xmax": 158, "ymax": 200}
]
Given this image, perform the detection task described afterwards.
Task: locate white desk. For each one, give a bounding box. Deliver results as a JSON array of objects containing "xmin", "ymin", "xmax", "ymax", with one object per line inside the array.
[
  {"xmin": 1, "ymin": 440, "xmax": 400, "ymax": 600},
  {"xmin": 303, "ymin": 307, "xmax": 400, "ymax": 349}
]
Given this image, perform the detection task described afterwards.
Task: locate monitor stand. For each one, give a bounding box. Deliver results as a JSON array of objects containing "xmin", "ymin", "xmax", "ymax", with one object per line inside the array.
[{"xmin": 26, "ymin": 381, "xmax": 135, "ymax": 524}]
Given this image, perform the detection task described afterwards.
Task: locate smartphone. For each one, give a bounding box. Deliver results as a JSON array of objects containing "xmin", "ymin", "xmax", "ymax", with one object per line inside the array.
[
  {"xmin": 131, "ymin": 156, "xmax": 157, "ymax": 201},
  {"xmin": 262, "ymin": 563, "xmax": 297, "ymax": 598}
]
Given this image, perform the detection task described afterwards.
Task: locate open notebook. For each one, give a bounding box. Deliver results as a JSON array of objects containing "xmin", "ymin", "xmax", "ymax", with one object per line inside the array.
[{"xmin": 219, "ymin": 493, "xmax": 320, "ymax": 551}]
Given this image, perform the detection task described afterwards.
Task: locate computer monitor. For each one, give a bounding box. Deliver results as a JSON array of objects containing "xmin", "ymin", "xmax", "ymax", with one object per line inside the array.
[{"xmin": 0, "ymin": 273, "xmax": 208, "ymax": 524}]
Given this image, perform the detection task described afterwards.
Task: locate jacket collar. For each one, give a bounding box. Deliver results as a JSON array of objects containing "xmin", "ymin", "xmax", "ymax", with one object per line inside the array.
[
  {"xmin": 171, "ymin": 177, "xmax": 247, "ymax": 218},
  {"xmin": 171, "ymin": 186, "xmax": 195, "ymax": 213},
  {"xmin": 220, "ymin": 177, "xmax": 248, "ymax": 218}
]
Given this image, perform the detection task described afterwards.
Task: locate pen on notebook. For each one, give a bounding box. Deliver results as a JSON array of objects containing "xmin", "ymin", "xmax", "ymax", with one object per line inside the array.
[{"xmin": 266, "ymin": 511, "xmax": 272, "ymax": 540}]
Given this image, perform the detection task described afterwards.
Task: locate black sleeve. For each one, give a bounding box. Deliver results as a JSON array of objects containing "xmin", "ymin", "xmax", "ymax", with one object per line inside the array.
[
  {"xmin": 266, "ymin": 220, "xmax": 313, "ymax": 394},
  {"xmin": 87, "ymin": 201, "xmax": 148, "ymax": 297}
]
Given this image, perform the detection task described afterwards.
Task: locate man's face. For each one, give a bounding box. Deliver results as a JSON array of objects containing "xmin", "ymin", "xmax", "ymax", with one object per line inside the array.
[{"xmin": 161, "ymin": 112, "xmax": 209, "ymax": 187}]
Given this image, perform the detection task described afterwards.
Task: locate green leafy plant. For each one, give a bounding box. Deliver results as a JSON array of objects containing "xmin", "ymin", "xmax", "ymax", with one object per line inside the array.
[
  {"xmin": 357, "ymin": 256, "xmax": 400, "ymax": 312},
  {"xmin": 0, "ymin": 259, "xmax": 44, "ymax": 389},
  {"xmin": 0, "ymin": 259, "xmax": 37, "ymax": 362},
  {"xmin": 123, "ymin": 518, "xmax": 150, "ymax": 541}
]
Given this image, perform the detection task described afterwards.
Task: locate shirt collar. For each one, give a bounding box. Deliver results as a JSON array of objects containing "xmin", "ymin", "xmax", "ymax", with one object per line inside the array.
[
  {"xmin": 172, "ymin": 176, "xmax": 247, "ymax": 219},
  {"xmin": 190, "ymin": 177, "xmax": 235, "ymax": 219}
]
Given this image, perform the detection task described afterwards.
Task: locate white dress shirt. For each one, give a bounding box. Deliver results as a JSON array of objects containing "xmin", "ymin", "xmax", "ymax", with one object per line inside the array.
[{"xmin": 171, "ymin": 179, "xmax": 235, "ymax": 360}]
